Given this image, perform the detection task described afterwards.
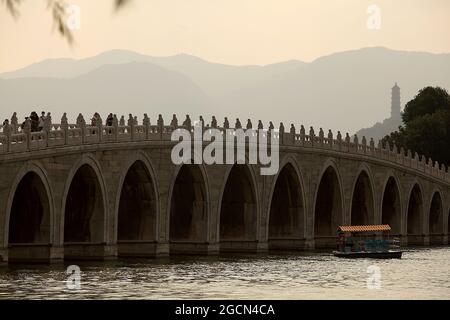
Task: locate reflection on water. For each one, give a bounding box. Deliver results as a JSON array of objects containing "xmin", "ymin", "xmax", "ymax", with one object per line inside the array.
[{"xmin": 0, "ymin": 247, "xmax": 449, "ymax": 299}]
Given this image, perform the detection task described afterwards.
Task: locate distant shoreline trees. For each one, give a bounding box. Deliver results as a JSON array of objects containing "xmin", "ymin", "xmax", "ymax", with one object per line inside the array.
[{"xmin": 383, "ymin": 86, "xmax": 450, "ymax": 168}]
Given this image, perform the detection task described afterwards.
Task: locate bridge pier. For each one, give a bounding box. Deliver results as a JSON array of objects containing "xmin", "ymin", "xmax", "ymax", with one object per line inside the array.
[
  {"xmin": 63, "ymin": 243, "xmax": 117, "ymax": 261},
  {"xmin": 7, "ymin": 244, "xmax": 63, "ymax": 263},
  {"xmin": 313, "ymin": 237, "xmax": 337, "ymax": 249},
  {"xmin": 268, "ymin": 239, "xmax": 309, "ymax": 251},
  {"xmin": 118, "ymin": 241, "xmax": 169, "ymax": 257},
  {"xmin": 429, "ymin": 234, "xmax": 446, "ymax": 246},
  {"xmin": 219, "ymin": 240, "xmax": 268, "ymax": 253},
  {"xmin": 406, "ymin": 235, "xmax": 426, "ymax": 246},
  {"xmin": 169, "ymin": 242, "xmax": 219, "ymax": 255}
]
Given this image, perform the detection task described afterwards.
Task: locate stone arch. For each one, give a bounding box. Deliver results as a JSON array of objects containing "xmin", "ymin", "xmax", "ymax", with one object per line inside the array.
[
  {"xmin": 267, "ymin": 157, "xmax": 306, "ymax": 243},
  {"xmin": 406, "ymin": 182, "xmax": 424, "ymax": 237},
  {"xmin": 61, "ymin": 154, "xmax": 107, "ymax": 245},
  {"xmin": 349, "ymin": 164, "xmax": 375, "ymax": 226},
  {"xmin": 381, "ymin": 174, "xmax": 402, "ymax": 235},
  {"xmin": 168, "ymin": 164, "xmax": 210, "ymax": 243},
  {"xmin": 116, "ymin": 156, "xmax": 158, "ymax": 242},
  {"xmin": 428, "ymin": 190, "xmax": 444, "ymax": 241},
  {"xmin": 5, "ymin": 161, "xmax": 54, "ymax": 246},
  {"xmin": 219, "ymin": 164, "xmax": 259, "ymax": 243},
  {"xmin": 313, "ymin": 160, "xmax": 344, "ymax": 239}
]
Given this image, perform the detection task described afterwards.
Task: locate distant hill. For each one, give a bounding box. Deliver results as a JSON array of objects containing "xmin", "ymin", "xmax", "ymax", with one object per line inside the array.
[
  {"xmin": 356, "ymin": 117, "xmax": 402, "ymax": 142},
  {"xmin": 1, "ymin": 47, "xmax": 449, "ymax": 135},
  {"xmin": 0, "ymin": 62, "xmax": 212, "ymax": 122}
]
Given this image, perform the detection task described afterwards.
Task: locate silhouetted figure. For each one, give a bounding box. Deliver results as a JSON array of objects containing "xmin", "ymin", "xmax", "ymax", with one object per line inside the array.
[
  {"xmin": 258, "ymin": 120, "xmax": 263, "ymax": 130},
  {"xmin": 91, "ymin": 112, "xmax": 100, "ymax": 134},
  {"xmin": 170, "ymin": 114, "xmax": 178, "ymax": 128},
  {"xmin": 223, "ymin": 117, "xmax": 229, "ymax": 129},
  {"xmin": 38, "ymin": 111, "xmax": 46, "ymax": 131},
  {"xmin": 211, "ymin": 116, "xmax": 217, "ymax": 128},
  {"xmin": 30, "ymin": 112, "xmax": 39, "ymax": 132},
  {"xmin": 106, "ymin": 113, "xmax": 114, "ymax": 127}
]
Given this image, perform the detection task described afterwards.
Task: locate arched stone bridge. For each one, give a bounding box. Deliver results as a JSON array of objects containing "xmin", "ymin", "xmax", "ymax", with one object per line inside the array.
[{"xmin": 0, "ymin": 113, "xmax": 449, "ymax": 262}]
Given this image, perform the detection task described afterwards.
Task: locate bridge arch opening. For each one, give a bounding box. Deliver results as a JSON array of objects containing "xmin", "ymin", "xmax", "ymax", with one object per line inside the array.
[
  {"xmin": 64, "ymin": 164, "xmax": 105, "ymax": 243},
  {"xmin": 429, "ymin": 192, "xmax": 443, "ymax": 236},
  {"xmin": 314, "ymin": 166, "xmax": 342, "ymax": 238},
  {"xmin": 9, "ymin": 172, "xmax": 51, "ymax": 244},
  {"xmin": 407, "ymin": 184, "xmax": 423, "ymax": 235},
  {"xmin": 118, "ymin": 161, "xmax": 157, "ymax": 241},
  {"xmin": 170, "ymin": 165, "xmax": 207, "ymax": 242},
  {"xmin": 381, "ymin": 177, "xmax": 401, "ymax": 234},
  {"xmin": 268, "ymin": 163, "xmax": 304, "ymax": 241},
  {"xmin": 350, "ymin": 171, "xmax": 374, "ymax": 225},
  {"xmin": 220, "ymin": 165, "xmax": 257, "ymax": 241}
]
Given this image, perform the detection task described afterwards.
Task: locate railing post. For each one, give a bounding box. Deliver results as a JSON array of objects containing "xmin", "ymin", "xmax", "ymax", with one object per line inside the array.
[
  {"xmin": 300, "ymin": 125, "xmax": 305, "ymax": 146},
  {"xmin": 279, "ymin": 122, "xmax": 285, "ymax": 145},
  {"xmin": 4, "ymin": 123, "xmax": 11, "ymax": 152},
  {"xmin": 77, "ymin": 114, "xmax": 86, "ymax": 144},
  {"xmin": 97, "ymin": 115, "xmax": 103, "ymax": 143},
  {"xmin": 11, "ymin": 112, "xmax": 18, "ymax": 134},
  {"xmin": 144, "ymin": 114, "xmax": 150, "ymax": 140},
  {"xmin": 61, "ymin": 113, "xmax": 68, "ymax": 145},
  {"xmin": 24, "ymin": 118, "xmax": 31, "ymax": 151},
  {"xmin": 113, "ymin": 114, "xmax": 119, "ymax": 142},
  {"xmin": 128, "ymin": 114, "xmax": 134, "ymax": 141},
  {"xmin": 43, "ymin": 112, "xmax": 52, "ymax": 148},
  {"xmin": 337, "ymin": 131, "xmax": 342, "ymax": 151},
  {"xmin": 157, "ymin": 114, "xmax": 164, "ymax": 139}
]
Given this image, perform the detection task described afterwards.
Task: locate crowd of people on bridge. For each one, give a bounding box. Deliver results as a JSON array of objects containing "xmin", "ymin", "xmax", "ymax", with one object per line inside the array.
[{"xmin": 2, "ymin": 111, "xmax": 51, "ymax": 133}]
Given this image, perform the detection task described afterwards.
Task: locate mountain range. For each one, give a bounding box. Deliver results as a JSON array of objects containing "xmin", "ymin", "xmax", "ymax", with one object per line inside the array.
[{"xmin": 1, "ymin": 47, "xmax": 449, "ymax": 136}]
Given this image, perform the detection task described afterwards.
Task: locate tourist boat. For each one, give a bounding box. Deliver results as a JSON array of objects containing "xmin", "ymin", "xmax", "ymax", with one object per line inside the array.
[{"xmin": 333, "ymin": 224, "xmax": 402, "ymax": 259}]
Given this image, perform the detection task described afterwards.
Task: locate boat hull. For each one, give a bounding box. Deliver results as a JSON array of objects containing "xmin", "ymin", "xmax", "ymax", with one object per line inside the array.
[{"xmin": 333, "ymin": 250, "xmax": 402, "ymax": 259}]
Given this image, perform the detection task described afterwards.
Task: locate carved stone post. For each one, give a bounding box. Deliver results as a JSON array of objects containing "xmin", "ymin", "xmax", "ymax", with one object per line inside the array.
[
  {"xmin": 300, "ymin": 125, "xmax": 305, "ymax": 145},
  {"xmin": 3, "ymin": 122, "xmax": 11, "ymax": 152},
  {"xmin": 337, "ymin": 131, "xmax": 342, "ymax": 151},
  {"xmin": 43, "ymin": 112, "xmax": 52, "ymax": 147},
  {"xmin": 144, "ymin": 114, "xmax": 150, "ymax": 140},
  {"xmin": 24, "ymin": 118, "xmax": 31, "ymax": 151},
  {"xmin": 362, "ymin": 136, "xmax": 367, "ymax": 153},
  {"xmin": 309, "ymin": 126, "xmax": 315, "ymax": 146},
  {"xmin": 61, "ymin": 113, "xmax": 68, "ymax": 145},
  {"xmin": 113, "ymin": 114, "xmax": 119, "ymax": 142},
  {"xmin": 11, "ymin": 112, "xmax": 18, "ymax": 134},
  {"xmin": 318, "ymin": 128, "xmax": 324, "ymax": 146},
  {"xmin": 77, "ymin": 113, "xmax": 86, "ymax": 144},
  {"xmin": 128, "ymin": 114, "xmax": 134, "ymax": 140},
  {"xmin": 327, "ymin": 129, "xmax": 333, "ymax": 148},
  {"xmin": 279, "ymin": 122, "xmax": 285, "ymax": 145},
  {"xmin": 290, "ymin": 124, "xmax": 296, "ymax": 144},
  {"xmin": 97, "ymin": 114, "xmax": 103, "ymax": 143},
  {"xmin": 157, "ymin": 114, "xmax": 164, "ymax": 138}
]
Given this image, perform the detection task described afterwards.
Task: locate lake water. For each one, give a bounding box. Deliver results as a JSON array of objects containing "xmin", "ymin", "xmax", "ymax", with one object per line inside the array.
[{"xmin": 0, "ymin": 247, "xmax": 449, "ymax": 299}]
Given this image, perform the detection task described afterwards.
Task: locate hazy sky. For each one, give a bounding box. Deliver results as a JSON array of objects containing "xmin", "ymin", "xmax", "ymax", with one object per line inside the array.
[{"xmin": 1, "ymin": 0, "xmax": 450, "ymax": 72}]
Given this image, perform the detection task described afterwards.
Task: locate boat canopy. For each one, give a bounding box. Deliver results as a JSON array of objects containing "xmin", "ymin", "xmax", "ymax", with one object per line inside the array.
[{"xmin": 338, "ymin": 225, "xmax": 391, "ymax": 233}]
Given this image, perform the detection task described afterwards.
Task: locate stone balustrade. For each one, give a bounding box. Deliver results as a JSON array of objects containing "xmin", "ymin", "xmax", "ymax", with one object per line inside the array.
[{"xmin": 0, "ymin": 113, "xmax": 449, "ymax": 184}]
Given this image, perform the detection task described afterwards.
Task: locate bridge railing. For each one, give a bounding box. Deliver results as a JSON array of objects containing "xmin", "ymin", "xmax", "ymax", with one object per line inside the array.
[{"xmin": 0, "ymin": 114, "xmax": 449, "ymax": 184}]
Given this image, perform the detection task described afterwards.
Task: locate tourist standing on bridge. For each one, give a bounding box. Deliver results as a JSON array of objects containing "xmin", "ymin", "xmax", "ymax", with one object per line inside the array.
[
  {"xmin": 38, "ymin": 111, "xmax": 46, "ymax": 131},
  {"xmin": 106, "ymin": 113, "xmax": 114, "ymax": 127},
  {"xmin": 30, "ymin": 112, "xmax": 39, "ymax": 132},
  {"xmin": 91, "ymin": 112, "xmax": 100, "ymax": 134}
]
